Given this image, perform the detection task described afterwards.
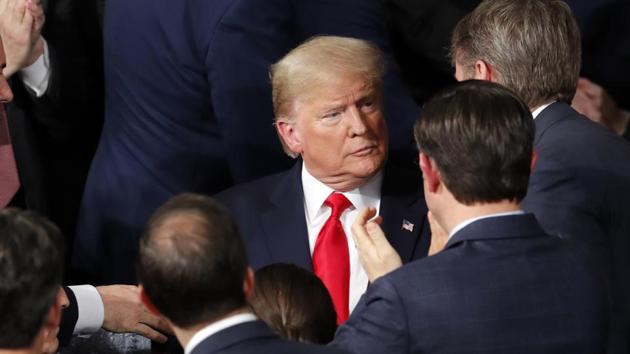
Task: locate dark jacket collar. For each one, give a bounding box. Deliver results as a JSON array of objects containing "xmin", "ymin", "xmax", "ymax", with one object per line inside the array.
[
  {"xmin": 190, "ymin": 321, "xmax": 277, "ymax": 354},
  {"xmin": 444, "ymin": 213, "xmax": 545, "ymax": 250},
  {"xmin": 533, "ymin": 101, "xmax": 577, "ymax": 144}
]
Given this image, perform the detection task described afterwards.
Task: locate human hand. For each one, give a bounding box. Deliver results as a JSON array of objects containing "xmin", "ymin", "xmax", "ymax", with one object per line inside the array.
[
  {"xmin": 572, "ymin": 78, "xmax": 630, "ymax": 135},
  {"xmin": 351, "ymin": 207, "xmax": 402, "ymax": 282},
  {"xmin": 97, "ymin": 285, "xmax": 172, "ymax": 343},
  {"xmin": 0, "ymin": 0, "xmax": 45, "ymax": 77},
  {"xmin": 427, "ymin": 211, "xmax": 448, "ymax": 256}
]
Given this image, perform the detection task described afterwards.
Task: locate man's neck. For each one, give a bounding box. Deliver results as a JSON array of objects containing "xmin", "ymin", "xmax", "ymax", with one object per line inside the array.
[
  {"xmin": 174, "ymin": 307, "xmax": 252, "ymax": 350},
  {"xmin": 439, "ymin": 200, "xmax": 522, "ymax": 235}
]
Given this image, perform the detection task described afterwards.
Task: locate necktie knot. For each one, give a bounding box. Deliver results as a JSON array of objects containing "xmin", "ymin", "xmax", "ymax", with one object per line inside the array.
[{"xmin": 324, "ymin": 192, "xmax": 352, "ymax": 218}]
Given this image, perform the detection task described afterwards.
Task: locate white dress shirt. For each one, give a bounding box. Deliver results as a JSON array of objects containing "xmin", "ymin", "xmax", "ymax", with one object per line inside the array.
[
  {"xmin": 67, "ymin": 284, "xmax": 105, "ymax": 335},
  {"xmin": 20, "ymin": 39, "xmax": 51, "ymax": 97},
  {"xmin": 301, "ymin": 164, "xmax": 383, "ymax": 313},
  {"xmin": 185, "ymin": 313, "xmax": 257, "ymax": 354}
]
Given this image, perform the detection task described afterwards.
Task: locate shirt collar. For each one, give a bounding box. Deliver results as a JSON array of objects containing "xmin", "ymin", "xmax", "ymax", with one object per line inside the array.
[
  {"xmin": 531, "ymin": 101, "xmax": 555, "ymax": 119},
  {"xmin": 185, "ymin": 312, "xmax": 257, "ymax": 354},
  {"xmin": 448, "ymin": 210, "xmax": 525, "ymax": 240},
  {"xmin": 302, "ymin": 164, "xmax": 383, "ymax": 222}
]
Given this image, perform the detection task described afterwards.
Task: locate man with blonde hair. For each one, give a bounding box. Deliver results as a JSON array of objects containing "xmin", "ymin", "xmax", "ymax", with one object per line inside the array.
[
  {"xmin": 217, "ymin": 36, "xmax": 429, "ymax": 324},
  {"xmin": 450, "ymin": 0, "xmax": 630, "ymax": 351}
]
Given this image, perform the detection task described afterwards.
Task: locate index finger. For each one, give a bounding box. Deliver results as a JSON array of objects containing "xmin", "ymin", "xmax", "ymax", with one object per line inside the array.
[{"xmin": 351, "ymin": 207, "xmax": 377, "ymax": 250}]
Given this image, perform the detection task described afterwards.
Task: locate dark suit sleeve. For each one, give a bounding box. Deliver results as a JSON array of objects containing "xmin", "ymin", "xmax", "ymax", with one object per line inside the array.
[
  {"xmin": 58, "ymin": 286, "xmax": 79, "ymax": 346},
  {"xmin": 331, "ymin": 277, "xmax": 409, "ymax": 354}
]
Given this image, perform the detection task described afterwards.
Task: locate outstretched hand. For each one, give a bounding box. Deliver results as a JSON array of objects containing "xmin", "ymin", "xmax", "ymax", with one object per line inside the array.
[
  {"xmin": 97, "ymin": 285, "xmax": 172, "ymax": 343},
  {"xmin": 0, "ymin": 0, "xmax": 45, "ymax": 77},
  {"xmin": 351, "ymin": 207, "xmax": 402, "ymax": 282}
]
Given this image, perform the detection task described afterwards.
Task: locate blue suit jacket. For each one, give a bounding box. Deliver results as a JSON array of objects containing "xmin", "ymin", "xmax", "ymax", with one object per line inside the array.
[
  {"xmin": 216, "ymin": 161, "xmax": 429, "ymax": 272},
  {"xmin": 332, "ymin": 214, "xmax": 609, "ymax": 354},
  {"xmin": 190, "ymin": 321, "xmax": 346, "ymax": 354},
  {"xmin": 73, "ymin": 0, "xmax": 418, "ymax": 284},
  {"xmin": 521, "ymin": 102, "xmax": 630, "ymax": 350}
]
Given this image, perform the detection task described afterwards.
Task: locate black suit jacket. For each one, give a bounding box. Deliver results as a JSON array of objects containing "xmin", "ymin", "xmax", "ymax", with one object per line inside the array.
[
  {"xmin": 191, "ymin": 321, "xmax": 346, "ymax": 354},
  {"xmin": 333, "ymin": 214, "xmax": 609, "ymax": 354},
  {"xmin": 7, "ymin": 0, "xmax": 103, "ymax": 257},
  {"xmin": 522, "ymin": 102, "xmax": 630, "ymax": 352},
  {"xmin": 216, "ymin": 161, "xmax": 429, "ymax": 272}
]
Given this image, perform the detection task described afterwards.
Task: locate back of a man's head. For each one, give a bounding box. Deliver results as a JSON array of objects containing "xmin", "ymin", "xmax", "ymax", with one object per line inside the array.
[
  {"xmin": 451, "ymin": 0, "xmax": 581, "ymax": 108},
  {"xmin": 0, "ymin": 209, "xmax": 64, "ymax": 349},
  {"xmin": 414, "ymin": 80, "xmax": 535, "ymax": 205},
  {"xmin": 138, "ymin": 194, "xmax": 248, "ymax": 329}
]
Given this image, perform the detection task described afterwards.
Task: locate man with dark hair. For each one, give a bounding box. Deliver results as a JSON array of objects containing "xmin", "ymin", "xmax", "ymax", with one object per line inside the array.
[
  {"xmin": 0, "ymin": 208, "xmax": 68, "ymax": 354},
  {"xmin": 138, "ymin": 193, "xmax": 347, "ymax": 354},
  {"xmin": 331, "ymin": 80, "xmax": 608, "ymax": 354},
  {"xmin": 450, "ymin": 1, "xmax": 630, "ymax": 351}
]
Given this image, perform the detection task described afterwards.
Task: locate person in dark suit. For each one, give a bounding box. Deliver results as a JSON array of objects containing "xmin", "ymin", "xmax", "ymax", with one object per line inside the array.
[
  {"xmin": 1, "ymin": 0, "xmax": 103, "ymax": 274},
  {"xmin": 0, "ymin": 208, "xmax": 69, "ymax": 354},
  {"xmin": 450, "ymin": 1, "xmax": 630, "ymax": 352},
  {"xmin": 74, "ymin": 0, "xmax": 420, "ymax": 285},
  {"xmin": 332, "ymin": 80, "xmax": 608, "ymax": 354},
  {"xmin": 217, "ymin": 36, "xmax": 429, "ymax": 324},
  {"xmin": 137, "ymin": 193, "xmax": 347, "ymax": 354}
]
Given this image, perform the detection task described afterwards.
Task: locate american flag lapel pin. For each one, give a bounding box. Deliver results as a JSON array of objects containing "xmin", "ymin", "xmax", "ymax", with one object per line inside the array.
[{"xmin": 401, "ymin": 219, "xmax": 414, "ymax": 232}]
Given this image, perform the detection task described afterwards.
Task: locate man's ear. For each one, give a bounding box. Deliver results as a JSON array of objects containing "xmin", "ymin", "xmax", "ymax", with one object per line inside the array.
[
  {"xmin": 530, "ymin": 150, "xmax": 538, "ymax": 172},
  {"xmin": 276, "ymin": 118, "xmax": 303, "ymax": 155},
  {"xmin": 419, "ymin": 153, "xmax": 441, "ymax": 194},
  {"xmin": 139, "ymin": 284, "xmax": 161, "ymax": 316},
  {"xmin": 473, "ymin": 60, "xmax": 494, "ymax": 82},
  {"xmin": 243, "ymin": 267, "xmax": 255, "ymax": 300}
]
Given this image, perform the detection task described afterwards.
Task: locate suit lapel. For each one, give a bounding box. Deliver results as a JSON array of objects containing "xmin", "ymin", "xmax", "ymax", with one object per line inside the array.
[
  {"xmin": 379, "ymin": 164, "xmax": 430, "ymax": 262},
  {"xmin": 191, "ymin": 321, "xmax": 277, "ymax": 354},
  {"xmin": 260, "ymin": 161, "xmax": 313, "ymax": 271}
]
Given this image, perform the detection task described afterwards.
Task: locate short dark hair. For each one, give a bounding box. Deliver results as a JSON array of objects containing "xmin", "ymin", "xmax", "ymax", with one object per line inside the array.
[
  {"xmin": 138, "ymin": 194, "xmax": 248, "ymax": 328},
  {"xmin": 414, "ymin": 80, "xmax": 535, "ymax": 204},
  {"xmin": 249, "ymin": 263, "xmax": 337, "ymax": 344},
  {"xmin": 451, "ymin": 0, "xmax": 581, "ymax": 108},
  {"xmin": 0, "ymin": 209, "xmax": 64, "ymax": 348}
]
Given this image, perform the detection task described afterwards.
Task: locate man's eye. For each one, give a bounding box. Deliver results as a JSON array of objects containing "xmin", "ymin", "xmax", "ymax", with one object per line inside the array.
[{"xmin": 323, "ymin": 111, "xmax": 342, "ymax": 120}]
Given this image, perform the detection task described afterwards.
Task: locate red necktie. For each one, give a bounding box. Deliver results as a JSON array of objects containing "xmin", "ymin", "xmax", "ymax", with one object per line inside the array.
[
  {"xmin": 312, "ymin": 192, "xmax": 352, "ymax": 324},
  {"xmin": 0, "ymin": 107, "xmax": 19, "ymax": 207}
]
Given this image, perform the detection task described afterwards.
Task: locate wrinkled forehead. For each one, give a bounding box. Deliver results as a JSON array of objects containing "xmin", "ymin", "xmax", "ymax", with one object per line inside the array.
[{"xmin": 293, "ymin": 73, "xmax": 381, "ymax": 108}]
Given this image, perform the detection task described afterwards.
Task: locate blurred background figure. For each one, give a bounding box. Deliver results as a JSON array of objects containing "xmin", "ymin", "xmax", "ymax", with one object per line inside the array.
[
  {"xmin": 249, "ymin": 264, "xmax": 337, "ymax": 344},
  {"xmin": 0, "ymin": 0, "xmax": 104, "ymax": 283}
]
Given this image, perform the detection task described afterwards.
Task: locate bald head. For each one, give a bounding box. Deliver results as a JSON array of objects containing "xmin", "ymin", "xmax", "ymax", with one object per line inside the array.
[{"xmin": 138, "ymin": 194, "xmax": 248, "ymax": 328}]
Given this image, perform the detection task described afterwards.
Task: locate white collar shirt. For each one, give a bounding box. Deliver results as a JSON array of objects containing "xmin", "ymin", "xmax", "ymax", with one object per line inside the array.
[
  {"xmin": 301, "ymin": 163, "xmax": 383, "ymax": 313},
  {"xmin": 185, "ymin": 313, "xmax": 257, "ymax": 354}
]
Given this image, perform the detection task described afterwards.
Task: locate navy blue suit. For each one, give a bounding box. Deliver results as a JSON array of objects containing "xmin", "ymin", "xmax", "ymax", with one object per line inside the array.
[
  {"xmin": 190, "ymin": 321, "xmax": 346, "ymax": 354},
  {"xmin": 216, "ymin": 161, "xmax": 429, "ymax": 272},
  {"xmin": 332, "ymin": 214, "xmax": 609, "ymax": 354},
  {"xmin": 521, "ymin": 102, "xmax": 630, "ymax": 351},
  {"xmin": 74, "ymin": 0, "xmax": 419, "ymax": 284}
]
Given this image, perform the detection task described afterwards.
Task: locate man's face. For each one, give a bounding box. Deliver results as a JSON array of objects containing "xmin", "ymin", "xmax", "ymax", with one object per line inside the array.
[
  {"xmin": 282, "ymin": 75, "xmax": 388, "ymax": 190},
  {"xmin": 0, "ymin": 38, "xmax": 14, "ymax": 107}
]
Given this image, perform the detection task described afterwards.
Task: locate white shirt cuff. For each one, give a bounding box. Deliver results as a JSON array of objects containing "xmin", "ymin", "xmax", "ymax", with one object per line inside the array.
[
  {"xmin": 68, "ymin": 285, "xmax": 105, "ymax": 335},
  {"xmin": 20, "ymin": 39, "xmax": 51, "ymax": 97}
]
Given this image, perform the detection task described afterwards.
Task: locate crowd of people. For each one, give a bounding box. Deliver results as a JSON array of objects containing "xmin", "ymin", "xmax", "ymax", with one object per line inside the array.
[{"xmin": 1, "ymin": 0, "xmax": 630, "ymax": 353}]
